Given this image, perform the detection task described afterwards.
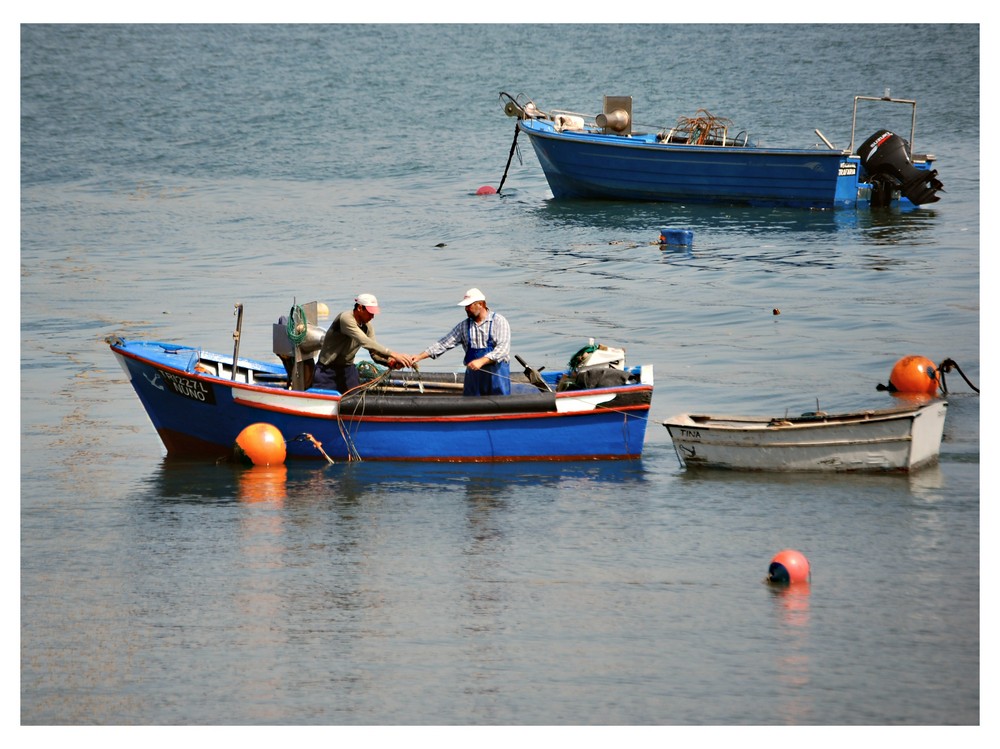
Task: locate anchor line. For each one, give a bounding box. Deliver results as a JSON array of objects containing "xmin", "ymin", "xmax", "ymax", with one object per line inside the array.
[{"xmin": 496, "ymin": 122, "xmax": 521, "ymax": 195}]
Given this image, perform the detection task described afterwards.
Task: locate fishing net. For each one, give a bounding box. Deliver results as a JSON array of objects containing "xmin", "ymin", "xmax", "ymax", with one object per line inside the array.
[
  {"xmin": 568, "ymin": 344, "xmax": 598, "ymax": 370},
  {"xmin": 357, "ymin": 360, "xmax": 387, "ymax": 383},
  {"xmin": 670, "ymin": 110, "xmax": 733, "ymax": 145}
]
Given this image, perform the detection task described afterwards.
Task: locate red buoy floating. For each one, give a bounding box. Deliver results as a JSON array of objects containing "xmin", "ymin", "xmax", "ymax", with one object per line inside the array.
[
  {"xmin": 767, "ymin": 549, "xmax": 811, "ymax": 584},
  {"xmin": 233, "ymin": 423, "xmax": 287, "ymax": 466},
  {"xmin": 889, "ymin": 355, "xmax": 939, "ymax": 396},
  {"xmin": 476, "ymin": 185, "xmax": 497, "ymax": 195}
]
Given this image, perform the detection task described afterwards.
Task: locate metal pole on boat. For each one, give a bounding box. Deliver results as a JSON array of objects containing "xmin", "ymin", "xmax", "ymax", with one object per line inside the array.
[
  {"xmin": 814, "ymin": 129, "xmax": 837, "ymax": 150},
  {"xmin": 232, "ymin": 303, "xmax": 243, "ymax": 381}
]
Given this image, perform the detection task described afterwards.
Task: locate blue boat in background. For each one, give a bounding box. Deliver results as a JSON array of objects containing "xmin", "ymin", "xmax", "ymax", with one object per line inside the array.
[
  {"xmin": 108, "ymin": 308, "xmax": 653, "ymax": 463},
  {"xmin": 499, "ymin": 92, "xmax": 943, "ymax": 209}
]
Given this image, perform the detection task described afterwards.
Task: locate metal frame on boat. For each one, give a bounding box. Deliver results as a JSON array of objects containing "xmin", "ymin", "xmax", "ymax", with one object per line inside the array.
[{"xmin": 662, "ymin": 401, "xmax": 947, "ymax": 473}]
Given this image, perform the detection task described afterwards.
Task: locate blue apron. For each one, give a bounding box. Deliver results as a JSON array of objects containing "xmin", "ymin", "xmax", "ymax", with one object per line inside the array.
[{"xmin": 463, "ymin": 316, "xmax": 510, "ymax": 396}]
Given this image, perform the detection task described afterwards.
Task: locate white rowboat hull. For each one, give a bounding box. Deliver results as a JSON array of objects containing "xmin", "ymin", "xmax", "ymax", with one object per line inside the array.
[{"xmin": 663, "ymin": 401, "xmax": 947, "ymax": 472}]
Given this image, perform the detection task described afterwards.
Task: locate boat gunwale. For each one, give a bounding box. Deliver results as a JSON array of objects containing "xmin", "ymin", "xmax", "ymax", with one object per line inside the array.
[
  {"xmin": 664, "ymin": 403, "xmax": 944, "ymax": 432},
  {"xmin": 112, "ymin": 342, "xmax": 341, "ymax": 402},
  {"xmin": 518, "ymin": 117, "xmax": 855, "ymax": 158}
]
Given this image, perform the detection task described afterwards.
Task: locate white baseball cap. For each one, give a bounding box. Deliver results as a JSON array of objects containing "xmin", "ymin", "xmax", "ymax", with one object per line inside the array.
[
  {"xmin": 457, "ymin": 288, "xmax": 486, "ymax": 307},
  {"xmin": 355, "ymin": 293, "xmax": 380, "ymax": 315}
]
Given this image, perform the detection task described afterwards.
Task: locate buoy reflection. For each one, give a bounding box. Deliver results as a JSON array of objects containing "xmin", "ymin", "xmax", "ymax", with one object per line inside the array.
[
  {"xmin": 237, "ymin": 464, "xmax": 288, "ymax": 505},
  {"xmin": 769, "ymin": 580, "xmax": 811, "ymax": 628},
  {"xmin": 769, "ymin": 581, "xmax": 813, "ymax": 723}
]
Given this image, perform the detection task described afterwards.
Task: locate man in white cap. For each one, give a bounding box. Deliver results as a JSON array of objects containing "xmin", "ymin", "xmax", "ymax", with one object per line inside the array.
[
  {"xmin": 312, "ymin": 293, "xmax": 414, "ymax": 393},
  {"xmin": 411, "ymin": 288, "xmax": 511, "ymax": 396}
]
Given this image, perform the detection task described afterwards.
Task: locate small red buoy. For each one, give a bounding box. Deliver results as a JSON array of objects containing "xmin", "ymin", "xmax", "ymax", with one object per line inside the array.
[
  {"xmin": 768, "ymin": 549, "xmax": 810, "ymax": 584},
  {"xmin": 476, "ymin": 185, "xmax": 497, "ymax": 195},
  {"xmin": 233, "ymin": 423, "xmax": 286, "ymax": 466},
  {"xmin": 889, "ymin": 355, "xmax": 939, "ymax": 396}
]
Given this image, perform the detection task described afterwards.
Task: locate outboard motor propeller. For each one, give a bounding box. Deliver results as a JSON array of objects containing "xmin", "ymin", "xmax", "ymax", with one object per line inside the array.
[{"xmin": 858, "ymin": 129, "xmax": 944, "ymax": 206}]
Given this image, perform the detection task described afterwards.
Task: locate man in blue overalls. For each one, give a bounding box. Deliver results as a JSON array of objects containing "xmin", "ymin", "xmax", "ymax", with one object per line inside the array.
[{"xmin": 411, "ymin": 288, "xmax": 512, "ymax": 396}]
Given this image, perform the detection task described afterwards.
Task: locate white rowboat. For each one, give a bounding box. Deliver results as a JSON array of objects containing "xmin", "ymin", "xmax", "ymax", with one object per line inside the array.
[{"xmin": 663, "ymin": 401, "xmax": 947, "ymax": 473}]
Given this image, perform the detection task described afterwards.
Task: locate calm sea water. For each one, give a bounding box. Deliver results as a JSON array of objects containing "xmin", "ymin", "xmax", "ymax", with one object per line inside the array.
[{"xmin": 20, "ymin": 24, "xmax": 981, "ymax": 727}]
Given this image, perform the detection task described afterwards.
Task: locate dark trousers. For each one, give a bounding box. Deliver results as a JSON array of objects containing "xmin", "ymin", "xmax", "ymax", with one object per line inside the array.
[{"xmin": 312, "ymin": 362, "xmax": 359, "ymax": 393}]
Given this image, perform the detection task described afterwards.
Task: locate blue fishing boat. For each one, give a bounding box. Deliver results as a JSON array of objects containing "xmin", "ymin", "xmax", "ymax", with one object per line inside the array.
[
  {"xmin": 498, "ymin": 92, "xmax": 943, "ymax": 209},
  {"xmin": 107, "ymin": 308, "xmax": 653, "ymax": 463}
]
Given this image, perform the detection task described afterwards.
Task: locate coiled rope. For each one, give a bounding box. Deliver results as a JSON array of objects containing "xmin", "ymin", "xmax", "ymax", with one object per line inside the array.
[{"xmin": 286, "ymin": 304, "xmax": 308, "ymax": 346}]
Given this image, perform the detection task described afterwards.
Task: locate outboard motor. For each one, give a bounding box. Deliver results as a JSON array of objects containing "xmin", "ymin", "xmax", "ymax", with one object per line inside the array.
[{"xmin": 858, "ymin": 129, "xmax": 944, "ymax": 206}]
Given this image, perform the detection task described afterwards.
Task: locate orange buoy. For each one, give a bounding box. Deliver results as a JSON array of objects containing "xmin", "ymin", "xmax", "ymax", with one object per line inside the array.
[
  {"xmin": 476, "ymin": 185, "xmax": 497, "ymax": 195},
  {"xmin": 889, "ymin": 355, "xmax": 939, "ymax": 396},
  {"xmin": 233, "ymin": 423, "xmax": 286, "ymax": 466},
  {"xmin": 767, "ymin": 549, "xmax": 811, "ymax": 584}
]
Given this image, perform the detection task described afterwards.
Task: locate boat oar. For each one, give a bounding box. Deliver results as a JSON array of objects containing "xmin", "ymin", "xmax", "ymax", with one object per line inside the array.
[{"xmin": 496, "ymin": 122, "xmax": 521, "ymax": 195}]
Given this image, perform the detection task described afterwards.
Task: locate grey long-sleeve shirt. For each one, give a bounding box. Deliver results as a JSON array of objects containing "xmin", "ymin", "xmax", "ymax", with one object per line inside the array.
[{"xmin": 318, "ymin": 310, "xmax": 393, "ymax": 368}]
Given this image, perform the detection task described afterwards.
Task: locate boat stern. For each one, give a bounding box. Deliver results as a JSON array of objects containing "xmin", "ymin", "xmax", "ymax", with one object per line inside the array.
[
  {"xmin": 907, "ymin": 399, "xmax": 948, "ymax": 469},
  {"xmin": 834, "ymin": 156, "xmax": 866, "ymax": 206}
]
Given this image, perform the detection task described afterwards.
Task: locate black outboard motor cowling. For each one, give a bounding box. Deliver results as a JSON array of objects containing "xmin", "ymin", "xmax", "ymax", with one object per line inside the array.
[{"xmin": 858, "ymin": 129, "xmax": 944, "ymax": 206}]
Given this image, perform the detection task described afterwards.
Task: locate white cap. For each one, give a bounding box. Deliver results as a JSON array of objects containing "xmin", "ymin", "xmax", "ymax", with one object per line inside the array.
[
  {"xmin": 355, "ymin": 293, "xmax": 380, "ymax": 315},
  {"xmin": 457, "ymin": 288, "xmax": 486, "ymax": 307}
]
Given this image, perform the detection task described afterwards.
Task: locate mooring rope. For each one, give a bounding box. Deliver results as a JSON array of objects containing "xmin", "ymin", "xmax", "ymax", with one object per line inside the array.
[
  {"xmin": 496, "ymin": 122, "xmax": 521, "ymax": 195},
  {"xmin": 875, "ymin": 357, "xmax": 980, "ymax": 395},
  {"xmin": 290, "ymin": 433, "xmax": 335, "ymax": 464},
  {"xmin": 937, "ymin": 358, "xmax": 980, "ymax": 394}
]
